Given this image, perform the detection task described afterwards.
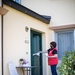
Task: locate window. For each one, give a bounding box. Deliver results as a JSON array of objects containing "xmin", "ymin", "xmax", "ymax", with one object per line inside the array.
[
  {"xmin": 55, "ymin": 30, "xmax": 74, "ymax": 60},
  {"xmin": 13, "ymin": 0, "xmax": 21, "ymax": 4}
]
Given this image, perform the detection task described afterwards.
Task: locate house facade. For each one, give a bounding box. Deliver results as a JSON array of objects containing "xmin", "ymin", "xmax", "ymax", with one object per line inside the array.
[{"xmin": 0, "ymin": 0, "xmax": 75, "ymax": 75}]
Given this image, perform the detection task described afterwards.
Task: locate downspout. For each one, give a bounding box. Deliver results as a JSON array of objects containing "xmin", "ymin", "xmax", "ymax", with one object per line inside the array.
[
  {"xmin": 0, "ymin": 1, "xmax": 8, "ymax": 75},
  {"xmin": 1, "ymin": 1, "xmax": 4, "ymax": 75},
  {"xmin": 1, "ymin": 1, "xmax": 8, "ymax": 75}
]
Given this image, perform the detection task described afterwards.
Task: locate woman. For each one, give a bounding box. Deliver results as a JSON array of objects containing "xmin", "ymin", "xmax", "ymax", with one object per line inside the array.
[{"xmin": 33, "ymin": 41, "xmax": 58, "ymax": 75}]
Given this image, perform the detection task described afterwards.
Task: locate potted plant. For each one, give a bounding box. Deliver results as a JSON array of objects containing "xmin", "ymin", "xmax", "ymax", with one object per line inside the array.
[
  {"xmin": 19, "ymin": 58, "xmax": 29, "ymax": 66},
  {"xmin": 58, "ymin": 51, "xmax": 75, "ymax": 75}
]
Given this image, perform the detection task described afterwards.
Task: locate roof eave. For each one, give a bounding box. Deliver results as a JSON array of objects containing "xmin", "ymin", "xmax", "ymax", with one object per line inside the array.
[
  {"xmin": 3, "ymin": 0, "xmax": 51, "ymax": 24},
  {"xmin": 49, "ymin": 24, "xmax": 75, "ymax": 30}
]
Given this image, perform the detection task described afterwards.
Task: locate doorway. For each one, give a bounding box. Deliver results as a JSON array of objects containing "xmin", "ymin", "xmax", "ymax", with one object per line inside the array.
[{"xmin": 30, "ymin": 30, "xmax": 43, "ymax": 75}]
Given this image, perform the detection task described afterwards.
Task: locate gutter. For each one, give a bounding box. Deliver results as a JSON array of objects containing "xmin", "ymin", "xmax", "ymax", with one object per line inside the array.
[{"xmin": 3, "ymin": 0, "xmax": 51, "ymax": 24}]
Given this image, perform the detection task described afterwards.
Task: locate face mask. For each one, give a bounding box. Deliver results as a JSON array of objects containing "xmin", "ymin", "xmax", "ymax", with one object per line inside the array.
[
  {"xmin": 50, "ymin": 46, "xmax": 53, "ymax": 48},
  {"xmin": 50, "ymin": 44, "xmax": 53, "ymax": 48}
]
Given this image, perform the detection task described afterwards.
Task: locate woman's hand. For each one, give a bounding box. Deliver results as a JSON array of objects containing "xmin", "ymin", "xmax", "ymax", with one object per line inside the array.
[{"xmin": 33, "ymin": 52, "xmax": 40, "ymax": 56}]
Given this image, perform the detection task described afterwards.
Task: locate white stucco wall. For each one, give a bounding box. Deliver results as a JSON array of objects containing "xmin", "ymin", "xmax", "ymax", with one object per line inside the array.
[
  {"xmin": 3, "ymin": 5, "xmax": 53, "ymax": 75},
  {"xmin": 21, "ymin": 0, "xmax": 75, "ymax": 26}
]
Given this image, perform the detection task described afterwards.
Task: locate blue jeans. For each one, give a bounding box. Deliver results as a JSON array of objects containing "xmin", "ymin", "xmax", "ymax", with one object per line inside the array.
[{"xmin": 50, "ymin": 64, "xmax": 57, "ymax": 75}]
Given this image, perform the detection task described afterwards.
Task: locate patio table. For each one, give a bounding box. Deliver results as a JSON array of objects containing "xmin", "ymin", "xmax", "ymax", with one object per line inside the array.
[{"xmin": 16, "ymin": 66, "xmax": 39, "ymax": 75}]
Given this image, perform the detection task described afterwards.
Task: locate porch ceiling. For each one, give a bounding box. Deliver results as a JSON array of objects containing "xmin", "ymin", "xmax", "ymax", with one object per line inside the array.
[{"xmin": 49, "ymin": 24, "xmax": 75, "ymax": 30}]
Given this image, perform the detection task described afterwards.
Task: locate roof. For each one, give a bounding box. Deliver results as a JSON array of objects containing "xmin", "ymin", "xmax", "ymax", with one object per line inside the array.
[{"xmin": 3, "ymin": 0, "xmax": 51, "ymax": 24}]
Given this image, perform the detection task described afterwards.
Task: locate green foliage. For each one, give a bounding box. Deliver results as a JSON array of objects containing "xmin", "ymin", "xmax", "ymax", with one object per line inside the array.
[{"xmin": 58, "ymin": 51, "xmax": 75, "ymax": 75}]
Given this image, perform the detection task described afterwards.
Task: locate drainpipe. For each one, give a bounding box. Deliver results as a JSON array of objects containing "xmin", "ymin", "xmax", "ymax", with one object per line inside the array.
[
  {"xmin": 1, "ymin": 1, "xmax": 4, "ymax": 75},
  {"xmin": 1, "ymin": 1, "xmax": 8, "ymax": 75},
  {"xmin": 1, "ymin": 13, "xmax": 4, "ymax": 75}
]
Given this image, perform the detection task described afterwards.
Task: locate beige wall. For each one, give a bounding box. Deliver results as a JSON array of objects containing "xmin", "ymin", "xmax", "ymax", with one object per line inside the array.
[
  {"xmin": 3, "ymin": 5, "xmax": 53, "ymax": 75},
  {"xmin": 21, "ymin": 0, "xmax": 75, "ymax": 26}
]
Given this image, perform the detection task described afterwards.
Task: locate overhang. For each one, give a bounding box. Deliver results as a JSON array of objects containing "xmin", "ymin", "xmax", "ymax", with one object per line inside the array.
[
  {"xmin": 3, "ymin": 0, "xmax": 51, "ymax": 24},
  {"xmin": 49, "ymin": 24, "xmax": 75, "ymax": 30}
]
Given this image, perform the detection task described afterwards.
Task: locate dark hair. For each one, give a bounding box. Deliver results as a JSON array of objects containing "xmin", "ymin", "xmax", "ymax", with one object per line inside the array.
[
  {"xmin": 19, "ymin": 58, "xmax": 24, "ymax": 61},
  {"xmin": 50, "ymin": 41, "xmax": 57, "ymax": 48}
]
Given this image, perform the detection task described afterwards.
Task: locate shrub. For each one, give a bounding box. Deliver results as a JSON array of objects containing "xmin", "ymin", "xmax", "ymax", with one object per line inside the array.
[{"xmin": 58, "ymin": 51, "xmax": 75, "ymax": 75}]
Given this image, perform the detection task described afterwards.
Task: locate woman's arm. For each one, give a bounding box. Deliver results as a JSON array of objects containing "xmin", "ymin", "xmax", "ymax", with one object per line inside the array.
[
  {"xmin": 33, "ymin": 50, "xmax": 47, "ymax": 56},
  {"xmin": 38, "ymin": 51, "xmax": 48, "ymax": 53}
]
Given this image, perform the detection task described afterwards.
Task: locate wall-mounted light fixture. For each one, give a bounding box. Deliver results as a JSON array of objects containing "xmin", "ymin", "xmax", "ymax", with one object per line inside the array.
[{"xmin": 25, "ymin": 26, "xmax": 29, "ymax": 32}]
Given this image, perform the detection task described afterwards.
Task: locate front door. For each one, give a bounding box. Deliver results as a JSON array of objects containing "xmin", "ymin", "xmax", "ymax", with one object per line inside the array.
[{"xmin": 31, "ymin": 30, "xmax": 43, "ymax": 75}]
